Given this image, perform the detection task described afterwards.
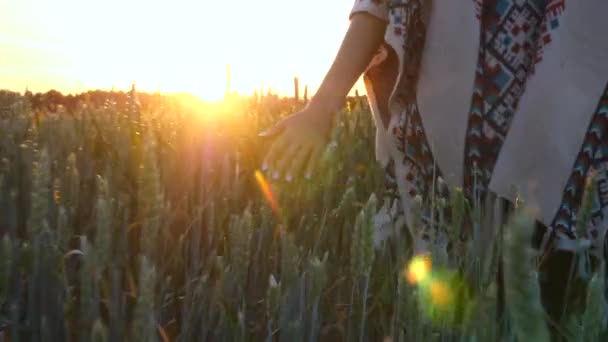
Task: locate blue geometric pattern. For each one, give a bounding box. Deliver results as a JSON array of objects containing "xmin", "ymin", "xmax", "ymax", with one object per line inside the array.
[
  {"xmin": 463, "ymin": 0, "xmax": 558, "ymax": 200},
  {"xmin": 550, "ymin": 85, "xmax": 608, "ymax": 242}
]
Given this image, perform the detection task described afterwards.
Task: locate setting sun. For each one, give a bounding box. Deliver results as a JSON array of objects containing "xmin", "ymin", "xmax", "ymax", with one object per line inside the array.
[{"xmin": 0, "ymin": 0, "xmax": 363, "ymax": 101}]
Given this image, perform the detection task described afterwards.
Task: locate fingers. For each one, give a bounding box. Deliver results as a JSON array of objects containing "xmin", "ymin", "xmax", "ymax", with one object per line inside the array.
[
  {"xmin": 285, "ymin": 146, "xmax": 312, "ymax": 182},
  {"xmin": 262, "ymin": 135, "xmax": 288, "ymax": 172},
  {"xmin": 274, "ymin": 144, "xmax": 301, "ymax": 180},
  {"xmin": 263, "ymin": 142, "xmax": 323, "ymax": 182}
]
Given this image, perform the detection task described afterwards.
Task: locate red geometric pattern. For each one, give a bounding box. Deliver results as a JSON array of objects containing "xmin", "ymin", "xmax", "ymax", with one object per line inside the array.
[
  {"xmin": 373, "ymin": 1, "xmax": 597, "ymax": 250},
  {"xmin": 550, "ymin": 84, "xmax": 608, "ymax": 241},
  {"xmin": 535, "ymin": 0, "xmax": 565, "ymax": 66},
  {"xmin": 463, "ymin": 0, "xmax": 563, "ymax": 200}
]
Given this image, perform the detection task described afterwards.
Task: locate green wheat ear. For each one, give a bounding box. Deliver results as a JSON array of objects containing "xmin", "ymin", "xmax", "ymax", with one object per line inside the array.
[
  {"xmin": 132, "ymin": 256, "xmax": 158, "ymax": 342},
  {"xmin": 504, "ymin": 210, "xmax": 550, "ymax": 342},
  {"xmin": 228, "ymin": 206, "xmax": 253, "ymax": 289},
  {"xmin": 332, "ymin": 185, "xmax": 356, "ymax": 218},
  {"xmin": 308, "ymin": 252, "xmax": 329, "ymax": 301},
  {"xmin": 580, "ymin": 261, "xmax": 607, "ymax": 340},
  {"xmin": 266, "ymin": 274, "xmax": 281, "ymax": 322},
  {"xmin": 66, "ymin": 152, "xmax": 80, "ymax": 210},
  {"xmin": 91, "ymin": 319, "xmax": 108, "ymax": 342},
  {"xmin": 280, "ymin": 231, "xmax": 300, "ymax": 287},
  {"xmin": 29, "ymin": 147, "xmax": 51, "ymax": 238},
  {"xmin": 57, "ymin": 206, "xmax": 70, "ymax": 251},
  {"xmin": 94, "ymin": 175, "xmax": 112, "ymax": 272},
  {"xmin": 0, "ymin": 235, "xmax": 11, "ymax": 304},
  {"xmin": 79, "ymin": 237, "xmax": 99, "ymax": 339},
  {"xmin": 577, "ymin": 171, "xmax": 598, "ymax": 239},
  {"xmin": 138, "ymin": 131, "xmax": 163, "ymax": 260},
  {"xmin": 350, "ymin": 193, "xmax": 376, "ymax": 278}
]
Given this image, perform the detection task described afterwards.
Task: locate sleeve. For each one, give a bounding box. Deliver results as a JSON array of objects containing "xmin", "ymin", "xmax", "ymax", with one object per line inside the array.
[{"xmin": 350, "ymin": 0, "xmax": 390, "ymax": 22}]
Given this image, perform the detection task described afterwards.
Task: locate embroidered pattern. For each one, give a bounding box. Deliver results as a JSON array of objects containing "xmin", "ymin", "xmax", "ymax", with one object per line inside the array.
[
  {"xmin": 536, "ymin": 0, "xmax": 565, "ymax": 65},
  {"xmin": 389, "ymin": 0, "xmax": 438, "ymax": 202},
  {"xmin": 463, "ymin": 0, "xmax": 561, "ymax": 200},
  {"xmin": 357, "ymin": 1, "xmax": 608, "ymax": 253},
  {"xmin": 551, "ymin": 84, "xmax": 608, "ymax": 241},
  {"xmin": 386, "ymin": 0, "xmax": 452, "ymax": 245}
]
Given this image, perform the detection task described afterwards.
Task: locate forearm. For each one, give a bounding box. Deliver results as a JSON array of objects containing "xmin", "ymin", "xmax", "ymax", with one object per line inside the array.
[{"xmin": 309, "ymin": 12, "xmax": 387, "ymax": 113}]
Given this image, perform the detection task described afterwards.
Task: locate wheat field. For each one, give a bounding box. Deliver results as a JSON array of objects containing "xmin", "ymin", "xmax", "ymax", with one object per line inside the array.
[{"xmin": 0, "ymin": 89, "xmax": 606, "ymax": 341}]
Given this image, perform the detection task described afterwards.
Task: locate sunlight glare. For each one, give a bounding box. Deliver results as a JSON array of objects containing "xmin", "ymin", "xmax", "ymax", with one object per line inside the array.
[
  {"xmin": 406, "ymin": 255, "xmax": 431, "ymax": 285},
  {"xmin": 0, "ymin": 0, "xmax": 356, "ymax": 100},
  {"xmin": 255, "ymin": 170, "xmax": 281, "ymax": 218}
]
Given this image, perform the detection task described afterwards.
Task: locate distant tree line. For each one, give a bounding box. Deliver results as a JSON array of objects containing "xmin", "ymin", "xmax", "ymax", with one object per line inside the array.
[
  {"xmin": 0, "ymin": 87, "xmax": 368, "ymax": 116},
  {"xmin": 0, "ymin": 88, "xmax": 164, "ymax": 114}
]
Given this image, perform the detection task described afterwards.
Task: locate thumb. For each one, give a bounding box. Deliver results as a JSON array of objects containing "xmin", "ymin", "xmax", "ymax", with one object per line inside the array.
[{"xmin": 258, "ymin": 121, "xmax": 286, "ymax": 137}]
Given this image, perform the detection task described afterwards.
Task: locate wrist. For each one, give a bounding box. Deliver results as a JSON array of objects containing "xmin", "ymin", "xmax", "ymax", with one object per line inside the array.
[{"xmin": 308, "ymin": 93, "xmax": 345, "ymax": 114}]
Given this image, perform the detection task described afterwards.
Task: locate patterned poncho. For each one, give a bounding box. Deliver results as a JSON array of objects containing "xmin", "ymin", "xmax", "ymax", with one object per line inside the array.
[{"xmin": 352, "ymin": 0, "xmax": 608, "ymax": 257}]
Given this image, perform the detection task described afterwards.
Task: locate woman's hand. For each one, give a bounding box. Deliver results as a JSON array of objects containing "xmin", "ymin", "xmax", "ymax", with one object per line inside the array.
[
  {"xmin": 258, "ymin": 12, "xmax": 387, "ymax": 181},
  {"xmin": 259, "ymin": 102, "xmax": 336, "ymax": 181}
]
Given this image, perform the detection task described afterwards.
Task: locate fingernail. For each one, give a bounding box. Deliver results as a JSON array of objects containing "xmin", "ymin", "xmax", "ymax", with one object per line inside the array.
[
  {"xmin": 258, "ymin": 131, "xmax": 269, "ymax": 137},
  {"xmin": 261, "ymin": 162, "xmax": 268, "ymax": 171},
  {"xmin": 286, "ymin": 174, "xmax": 293, "ymax": 182},
  {"xmin": 305, "ymin": 172, "xmax": 311, "ymax": 180},
  {"xmin": 272, "ymin": 171, "xmax": 279, "ymax": 180}
]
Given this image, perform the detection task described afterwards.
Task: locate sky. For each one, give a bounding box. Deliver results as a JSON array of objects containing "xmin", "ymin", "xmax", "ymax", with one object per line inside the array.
[{"xmin": 0, "ymin": 0, "xmax": 362, "ymax": 101}]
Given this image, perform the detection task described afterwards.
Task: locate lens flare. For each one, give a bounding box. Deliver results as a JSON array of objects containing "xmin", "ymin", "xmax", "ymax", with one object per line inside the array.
[
  {"xmin": 429, "ymin": 279, "xmax": 452, "ymax": 307},
  {"xmin": 404, "ymin": 254, "xmax": 475, "ymax": 328},
  {"xmin": 406, "ymin": 255, "xmax": 431, "ymax": 284},
  {"xmin": 255, "ymin": 170, "xmax": 280, "ymax": 217},
  {"xmin": 413, "ymin": 269, "xmax": 474, "ymax": 328}
]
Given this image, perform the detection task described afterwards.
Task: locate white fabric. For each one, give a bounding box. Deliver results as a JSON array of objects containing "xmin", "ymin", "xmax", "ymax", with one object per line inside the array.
[
  {"xmin": 416, "ymin": 0, "xmax": 479, "ymax": 187},
  {"xmin": 488, "ymin": 0, "xmax": 608, "ymax": 226}
]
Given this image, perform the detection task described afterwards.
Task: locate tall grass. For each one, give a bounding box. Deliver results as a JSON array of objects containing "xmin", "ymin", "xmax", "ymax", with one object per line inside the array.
[{"xmin": 0, "ymin": 91, "xmax": 605, "ymax": 341}]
